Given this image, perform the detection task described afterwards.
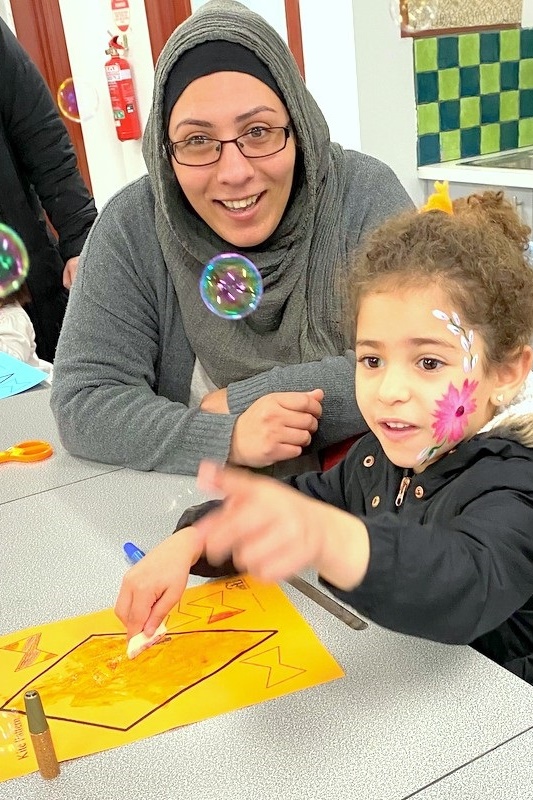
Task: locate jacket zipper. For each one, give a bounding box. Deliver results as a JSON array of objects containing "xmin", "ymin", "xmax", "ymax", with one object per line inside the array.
[{"xmin": 395, "ymin": 470, "xmax": 412, "ymax": 507}]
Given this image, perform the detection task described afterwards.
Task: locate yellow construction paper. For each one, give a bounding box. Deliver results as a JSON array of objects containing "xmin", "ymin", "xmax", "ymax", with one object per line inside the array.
[{"xmin": 0, "ymin": 575, "xmax": 344, "ymax": 782}]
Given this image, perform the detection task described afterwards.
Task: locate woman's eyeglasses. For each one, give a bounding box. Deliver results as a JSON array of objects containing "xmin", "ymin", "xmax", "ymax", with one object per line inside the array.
[{"xmin": 167, "ymin": 125, "xmax": 291, "ymax": 167}]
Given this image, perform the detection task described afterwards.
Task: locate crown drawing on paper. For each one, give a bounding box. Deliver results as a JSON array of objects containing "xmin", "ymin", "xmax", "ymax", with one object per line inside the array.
[{"xmin": 419, "ymin": 180, "xmax": 454, "ymax": 215}]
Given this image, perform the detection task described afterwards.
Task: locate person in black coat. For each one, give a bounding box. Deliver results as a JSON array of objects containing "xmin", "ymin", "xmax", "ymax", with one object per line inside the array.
[
  {"xmin": 0, "ymin": 17, "xmax": 97, "ymax": 361},
  {"xmin": 115, "ymin": 186, "xmax": 533, "ymax": 684}
]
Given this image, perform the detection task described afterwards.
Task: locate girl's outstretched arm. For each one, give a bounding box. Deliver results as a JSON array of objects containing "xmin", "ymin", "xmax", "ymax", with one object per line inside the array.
[{"xmin": 195, "ymin": 460, "xmax": 370, "ymax": 590}]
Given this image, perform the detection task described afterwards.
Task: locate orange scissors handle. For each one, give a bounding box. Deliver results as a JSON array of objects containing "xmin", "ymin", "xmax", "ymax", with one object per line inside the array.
[{"xmin": 0, "ymin": 440, "xmax": 54, "ymax": 463}]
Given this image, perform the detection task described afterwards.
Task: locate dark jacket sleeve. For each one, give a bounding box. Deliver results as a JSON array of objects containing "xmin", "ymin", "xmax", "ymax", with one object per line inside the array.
[
  {"xmin": 173, "ymin": 500, "xmax": 234, "ymax": 578},
  {"xmin": 323, "ymin": 484, "xmax": 533, "ymax": 645},
  {"xmin": 0, "ymin": 19, "xmax": 97, "ymax": 260}
]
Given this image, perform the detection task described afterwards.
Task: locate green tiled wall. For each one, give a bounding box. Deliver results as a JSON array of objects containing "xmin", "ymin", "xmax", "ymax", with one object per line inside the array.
[{"xmin": 415, "ymin": 29, "xmax": 533, "ymax": 166}]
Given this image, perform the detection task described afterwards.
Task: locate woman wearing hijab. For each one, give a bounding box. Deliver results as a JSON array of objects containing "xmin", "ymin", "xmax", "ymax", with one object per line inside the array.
[{"xmin": 51, "ymin": 0, "xmax": 413, "ymax": 475}]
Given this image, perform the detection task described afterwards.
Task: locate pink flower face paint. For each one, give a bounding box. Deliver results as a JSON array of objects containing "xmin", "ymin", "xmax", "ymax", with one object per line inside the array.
[
  {"xmin": 416, "ymin": 310, "xmax": 479, "ymax": 465},
  {"xmin": 417, "ymin": 379, "xmax": 479, "ymax": 464}
]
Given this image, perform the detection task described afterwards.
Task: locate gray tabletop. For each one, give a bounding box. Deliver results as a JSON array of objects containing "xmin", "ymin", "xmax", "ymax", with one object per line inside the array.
[
  {"xmin": 413, "ymin": 729, "xmax": 533, "ymax": 799},
  {"xmin": 2, "ymin": 469, "xmax": 533, "ymax": 800},
  {"xmin": 0, "ymin": 387, "xmax": 122, "ymax": 504}
]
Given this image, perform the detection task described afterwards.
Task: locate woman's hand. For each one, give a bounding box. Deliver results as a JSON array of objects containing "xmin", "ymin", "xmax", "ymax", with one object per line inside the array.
[
  {"xmin": 195, "ymin": 460, "xmax": 370, "ymax": 590},
  {"xmin": 62, "ymin": 256, "xmax": 79, "ymax": 289},
  {"xmin": 200, "ymin": 387, "xmax": 230, "ymax": 413},
  {"xmin": 114, "ymin": 527, "xmax": 204, "ymax": 640},
  {"xmin": 229, "ymin": 389, "xmax": 324, "ymax": 467}
]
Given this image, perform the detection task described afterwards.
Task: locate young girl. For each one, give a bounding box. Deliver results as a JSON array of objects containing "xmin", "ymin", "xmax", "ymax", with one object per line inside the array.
[
  {"xmin": 115, "ymin": 186, "xmax": 533, "ymax": 683},
  {"xmin": 0, "ymin": 284, "xmax": 52, "ymax": 376}
]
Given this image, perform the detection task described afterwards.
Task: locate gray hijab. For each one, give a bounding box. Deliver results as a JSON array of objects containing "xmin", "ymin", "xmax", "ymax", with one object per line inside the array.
[{"xmin": 143, "ymin": 0, "xmax": 350, "ymax": 386}]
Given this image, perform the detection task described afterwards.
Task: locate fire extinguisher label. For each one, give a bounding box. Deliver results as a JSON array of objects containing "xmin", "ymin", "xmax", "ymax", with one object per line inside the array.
[{"xmin": 106, "ymin": 68, "xmax": 132, "ymax": 83}]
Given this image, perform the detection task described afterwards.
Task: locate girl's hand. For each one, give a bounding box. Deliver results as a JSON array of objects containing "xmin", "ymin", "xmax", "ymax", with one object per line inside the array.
[
  {"xmin": 195, "ymin": 461, "xmax": 370, "ymax": 590},
  {"xmin": 114, "ymin": 527, "xmax": 203, "ymax": 640}
]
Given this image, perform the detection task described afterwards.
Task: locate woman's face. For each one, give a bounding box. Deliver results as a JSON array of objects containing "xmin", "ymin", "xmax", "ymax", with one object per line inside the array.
[{"xmin": 167, "ymin": 71, "xmax": 296, "ymax": 248}]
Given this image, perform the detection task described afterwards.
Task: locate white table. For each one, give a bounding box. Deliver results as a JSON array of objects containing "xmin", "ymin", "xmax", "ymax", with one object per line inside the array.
[
  {"xmin": 0, "ymin": 388, "xmax": 122, "ymax": 504},
  {"xmin": 1, "ymin": 389, "xmax": 533, "ymax": 800},
  {"xmin": 414, "ymin": 729, "xmax": 533, "ymax": 800}
]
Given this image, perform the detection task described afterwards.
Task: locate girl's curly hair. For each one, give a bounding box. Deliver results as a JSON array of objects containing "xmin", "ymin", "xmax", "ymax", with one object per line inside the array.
[{"xmin": 351, "ymin": 190, "xmax": 533, "ymax": 368}]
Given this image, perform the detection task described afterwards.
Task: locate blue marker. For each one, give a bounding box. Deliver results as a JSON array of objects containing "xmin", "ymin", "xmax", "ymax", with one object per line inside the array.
[{"xmin": 123, "ymin": 541, "xmax": 146, "ymax": 565}]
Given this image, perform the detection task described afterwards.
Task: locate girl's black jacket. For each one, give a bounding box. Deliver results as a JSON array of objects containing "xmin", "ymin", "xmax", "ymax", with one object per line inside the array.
[{"xmin": 176, "ymin": 426, "xmax": 533, "ymax": 684}]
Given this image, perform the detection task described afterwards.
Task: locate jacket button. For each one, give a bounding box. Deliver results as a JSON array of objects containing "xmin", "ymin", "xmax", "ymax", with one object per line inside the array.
[
  {"xmin": 414, "ymin": 486, "xmax": 424, "ymax": 499},
  {"xmin": 363, "ymin": 455, "xmax": 375, "ymax": 467},
  {"xmin": 371, "ymin": 495, "xmax": 380, "ymax": 507}
]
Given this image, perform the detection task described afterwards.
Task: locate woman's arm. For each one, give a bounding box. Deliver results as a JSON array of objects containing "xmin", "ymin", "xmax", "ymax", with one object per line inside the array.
[
  {"xmin": 51, "ymin": 185, "xmax": 324, "ymax": 474},
  {"xmin": 226, "ymin": 352, "xmax": 365, "ymax": 449},
  {"xmin": 50, "ymin": 184, "xmax": 237, "ymax": 474}
]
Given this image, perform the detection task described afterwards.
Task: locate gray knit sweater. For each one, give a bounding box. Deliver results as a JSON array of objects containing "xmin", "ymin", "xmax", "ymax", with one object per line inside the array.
[
  {"xmin": 51, "ymin": 154, "xmax": 412, "ymax": 474},
  {"xmin": 52, "ymin": 0, "xmax": 414, "ymax": 474}
]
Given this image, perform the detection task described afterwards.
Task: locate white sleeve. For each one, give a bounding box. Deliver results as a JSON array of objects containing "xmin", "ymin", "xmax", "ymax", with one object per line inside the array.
[{"xmin": 0, "ymin": 305, "xmax": 35, "ymax": 363}]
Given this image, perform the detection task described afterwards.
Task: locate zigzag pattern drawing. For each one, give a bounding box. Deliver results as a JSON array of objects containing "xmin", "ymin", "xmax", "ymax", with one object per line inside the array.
[{"xmin": 0, "ymin": 353, "xmax": 47, "ymax": 399}]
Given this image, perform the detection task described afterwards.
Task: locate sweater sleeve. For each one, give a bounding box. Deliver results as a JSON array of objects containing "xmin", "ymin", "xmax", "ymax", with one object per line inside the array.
[
  {"xmin": 322, "ymin": 486, "xmax": 533, "ymax": 645},
  {"xmin": 0, "ymin": 19, "xmax": 97, "ymax": 260},
  {"xmin": 227, "ymin": 352, "xmax": 365, "ymax": 448},
  {"xmin": 50, "ymin": 185, "xmax": 238, "ymax": 474}
]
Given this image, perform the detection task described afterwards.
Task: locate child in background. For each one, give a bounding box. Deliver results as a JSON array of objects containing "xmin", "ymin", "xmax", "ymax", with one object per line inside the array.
[
  {"xmin": 115, "ymin": 187, "xmax": 533, "ymax": 683},
  {"xmin": 0, "ymin": 283, "xmax": 52, "ymax": 376}
]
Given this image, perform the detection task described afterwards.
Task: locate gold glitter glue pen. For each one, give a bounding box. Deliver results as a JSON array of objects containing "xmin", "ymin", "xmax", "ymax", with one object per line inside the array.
[{"xmin": 24, "ymin": 689, "xmax": 60, "ymax": 780}]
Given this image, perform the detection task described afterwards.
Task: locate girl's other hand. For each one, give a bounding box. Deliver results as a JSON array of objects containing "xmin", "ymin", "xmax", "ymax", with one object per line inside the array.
[{"xmin": 114, "ymin": 527, "xmax": 204, "ymax": 640}]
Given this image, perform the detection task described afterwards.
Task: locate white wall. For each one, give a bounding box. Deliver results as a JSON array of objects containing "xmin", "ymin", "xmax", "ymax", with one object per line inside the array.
[
  {"xmin": 7, "ymin": 0, "xmax": 420, "ymax": 208},
  {"xmin": 60, "ymin": 0, "xmax": 369, "ymax": 209},
  {"xmin": 300, "ymin": 0, "xmax": 361, "ymax": 151},
  {"xmin": 523, "ymin": 0, "xmax": 533, "ymax": 25},
  {"xmin": 351, "ymin": 0, "xmax": 422, "ymax": 203},
  {"xmin": 58, "ymin": 0, "xmax": 154, "ymax": 211},
  {"xmin": 0, "ymin": 0, "xmax": 16, "ymax": 32}
]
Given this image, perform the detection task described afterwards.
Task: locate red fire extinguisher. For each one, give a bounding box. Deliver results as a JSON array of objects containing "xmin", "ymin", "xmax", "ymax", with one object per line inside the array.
[{"xmin": 104, "ymin": 36, "xmax": 141, "ymax": 141}]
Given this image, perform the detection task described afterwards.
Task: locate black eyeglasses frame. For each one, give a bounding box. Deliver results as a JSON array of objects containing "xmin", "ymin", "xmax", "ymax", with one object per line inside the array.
[{"xmin": 166, "ymin": 125, "xmax": 292, "ymax": 167}]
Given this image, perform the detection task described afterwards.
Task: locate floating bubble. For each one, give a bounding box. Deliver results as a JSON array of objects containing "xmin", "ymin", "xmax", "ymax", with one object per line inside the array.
[
  {"xmin": 0, "ymin": 223, "xmax": 30, "ymax": 299},
  {"xmin": 57, "ymin": 77, "xmax": 99, "ymax": 123},
  {"xmin": 200, "ymin": 253, "xmax": 263, "ymax": 320},
  {"xmin": 389, "ymin": 0, "xmax": 438, "ymax": 33}
]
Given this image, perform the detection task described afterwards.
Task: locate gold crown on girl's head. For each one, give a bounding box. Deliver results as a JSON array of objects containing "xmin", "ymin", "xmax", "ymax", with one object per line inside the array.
[{"xmin": 419, "ymin": 180, "xmax": 454, "ymax": 215}]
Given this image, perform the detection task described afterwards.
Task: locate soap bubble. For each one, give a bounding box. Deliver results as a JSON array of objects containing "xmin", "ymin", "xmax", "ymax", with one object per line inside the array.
[
  {"xmin": 0, "ymin": 223, "xmax": 30, "ymax": 299},
  {"xmin": 389, "ymin": 0, "xmax": 438, "ymax": 33},
  {"xmin": 57, "ymin": 77, "xmax": 99, "ymax": 123},
  {"xmin": 200, "ymin": 253, "xmax": 263, "ymax": 320}
]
